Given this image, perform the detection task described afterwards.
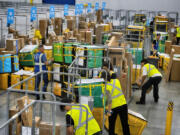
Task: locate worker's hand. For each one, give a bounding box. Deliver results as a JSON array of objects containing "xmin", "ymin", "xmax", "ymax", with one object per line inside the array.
[
  {"xmin": 107, "ymin": 112, "xmax": 111, "ymax": 117},
  {"xmin": 51, "ymin": 58, "xmax": 54, "ymax": 61}
]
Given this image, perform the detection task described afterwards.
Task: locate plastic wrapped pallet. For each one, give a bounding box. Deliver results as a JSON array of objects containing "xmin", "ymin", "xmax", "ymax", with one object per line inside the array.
[
  {"xmin": 0, "ymin": 54, "xmax": 19, "ymax": 73},
  {"xmin": 87, "ymin": 46, "xmax": 103, "ymax": 68},
  {"xmin": 132, "ymin": 65, "xmax": 142, "ymax": 84},
  {"xmin": 53, "ymin": 42, "xmax": 63, "ymax": 63},
  {"xmin": 19, "ymin": 45, "xmax": 38, "ymax": 66},
  {"xmin": 22, "ymin": 71, "xmax": 35, "ymax": 91},
  {"xmin": 76, "ymin": 79, "xmax": 105, "ymax": 108},
  {"xmin": 64, "ymin": 42, "xmax": 73, "ymax": 64}
]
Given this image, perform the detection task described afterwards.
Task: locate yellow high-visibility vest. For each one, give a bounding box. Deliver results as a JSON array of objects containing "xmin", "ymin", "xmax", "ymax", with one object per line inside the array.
[
  {"xmin": 176, "ymin": 27, "xmax": 180, "ymax": 37},
  {"xmin": 106, "ymin": 79, "xmax": 126, "ymax": 109},
  {"xmin": 144, "ymin": 64, "xmax": 162, "ymax": 78},
  {"xmin": 66, "ymin": 104, "xmax": 101, "ymax": 135}
]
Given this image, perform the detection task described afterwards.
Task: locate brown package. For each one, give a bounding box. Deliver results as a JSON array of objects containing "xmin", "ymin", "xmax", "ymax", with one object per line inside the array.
[
  {"xmin": 170, "ymin": 58, "xmax": 180, "ymax": 81},
  {"xmin": 79, "ymin": 21, "xmax": 88, "ymax": 29},
  {"xmin": 80, "ymin": 31, "xmax": 86, "ymax": 42},
  {"xmin": 54, "ymin": 18, "xmax": 63, "ymax": 35},
  {"xmin": 39, "ymin": 122, "xmax": 61, "ymax": 135},
  {"xmin": 92, "ymin": 108, "xmax": 103, "ymax": 129},
  {"xmin": 165, "ymin": 41, "xmax": 172, "ymax": 54},
  {"xmin": 67, "ymin": 19, "xmax": 76, "ymax": 31},
  {"xmin": 39, "ymin": 19, "xmax": 48, "ymax": 38},
  {"xmin": 96, "ymin": 9, "xmax": 103, "ymax": 23},
  {"xmin": 108, "ymin": 36, "xmax": 119, "ymax": 47},
  {"xmin": 86, "ymin": 31, "xmax": 92, "ymax": 44},
  {"xmin": 18, "ymin": 38, "xmax": 25, "ymax": 49},
  {"xmin": 96, "ymin": 25, "xmax": 104, "ymax": 44},
  {"xmin": 6, "ymin": 39, "xmax": 20, "ymax": 53},
  {"xmin": 17, "ymin": 96, "xmax": 33, "ymax": 126}
]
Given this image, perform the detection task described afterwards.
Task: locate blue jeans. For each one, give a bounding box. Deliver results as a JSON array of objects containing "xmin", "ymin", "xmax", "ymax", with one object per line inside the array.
[{"xmin": 35, "ymin": 73, "xmax": 48, "ymax": 92}]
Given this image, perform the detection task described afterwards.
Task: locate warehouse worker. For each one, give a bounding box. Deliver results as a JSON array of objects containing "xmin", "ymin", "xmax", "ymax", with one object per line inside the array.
[
  {"xmin": 136, "ymin": 59, "xmax": 162, "ymax": 105},
  {"xmin": 101, "ymin": 72, "xmax": 130, "ymax": 135},
  {"xmin": 151, "ymin": 33, "xmax": 161, "ymax": 56},
  {"xmin": 98, "ymin": 62, "xmax": 114, "ymax": 78},
  {"xmin": 176, "ymin": 25, "xmax": 180, "ymax": 45},
  {"xmin": 60, "ymin": 98, "xmax": 101, "ymax": 135},
  {"xmin": 34, "ymin": 45, "xmax": 52, "ymax": 99}
]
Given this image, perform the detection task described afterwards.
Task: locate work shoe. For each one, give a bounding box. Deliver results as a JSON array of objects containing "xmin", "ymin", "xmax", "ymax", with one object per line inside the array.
[
  {"xmin": 154, "ymin": 99, "xmax": 158, "ymax": 103},
  {"xmin": 136, "ymin": 101, "xmax": 145, "ymax": 105}
]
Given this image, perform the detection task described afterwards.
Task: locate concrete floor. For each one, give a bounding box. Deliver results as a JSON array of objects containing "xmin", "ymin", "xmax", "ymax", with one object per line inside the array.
[{"xmin": 0, "ymin": 78, "xmax": 180, "ymax": 134}]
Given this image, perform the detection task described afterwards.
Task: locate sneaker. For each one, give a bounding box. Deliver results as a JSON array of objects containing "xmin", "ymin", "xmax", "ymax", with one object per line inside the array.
[{"xmin": 136, "ymin": 101, "xmax": 145, "ymax": 105}]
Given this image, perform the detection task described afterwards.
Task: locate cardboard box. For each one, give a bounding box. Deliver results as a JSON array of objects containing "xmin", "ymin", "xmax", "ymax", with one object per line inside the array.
[
  {"xmin": 170, "ymin": 58, "xmax": 180, "ymax": 81},
  {"xmin": 79, "ymin": 21, "xmax": 88, "ymax": 29},
  {"xmin": 92, "ymin": 108, "xmax": 103, "ymax": 129},
  {"xmin": 18, "ymin": 38, "xmax": 25, "ymax": 49},
  {"xmin": 109, "ymin": 48, "xmax": 125, "ymax": 67},
  {"xmin": 108, "ymin": 36, "xmax": 119, "ymax": 47},
  {"xmin": 6, "ymin": 39, "xmax": 20, "ymax": 53},
  {"xmin": 67, "ymin": 19, "xmax": 75, "ymax": 31},
  {"xmin": 96, "ymin": 25, "xmax": 104, "ymax": 44},
  {"xmin": 39, "ymin": 122, "xmax": 61, "ymax": 135},
  {"xmin": 96, "ymin": 9, "xmax": 103, "ymax": 23},
  {"xmin": 17, "ymin": 96, "xmax": 33, "ymax": 126},
  {"xmin": 80, "ymin": 31, "xmax": 86, "ymax": 42},
  {"xmin": 18, "ymin": 35, "xmax": 28, "ymax": 44},
  {"xmin": 39, "ymin": 19, "xmax": 48, "ymax": 38},
  {"xmin": 86, "ymin": 31, "xmax": 92, "ymax": 44},
  {"xmin": 54, "ymin": 18, "xmax": 62, "ymax": 35},
  {"xmin": 165, "ymin": 41, "xmax": 172, "ymax": 54}
]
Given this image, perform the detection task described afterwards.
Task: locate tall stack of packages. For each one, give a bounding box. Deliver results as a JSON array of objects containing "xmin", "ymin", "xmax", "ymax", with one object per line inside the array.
[
  {"xmin": 96, "ymin": 25, "xmax": 104, "ymax": 44},
  {"xmin": 96, "ymin": 9, "xmax": 103, "ymax": 24},
  {"xmin": 54, "ymin": 18, "xmax": 62, "ymax": 35},
  {"xmin": 39, "ymin": 19, "xmax": 48, "ymax": 38},
  {"xmin": 67, "ymin": 19, "xmax": 76, "ymax": 31}
]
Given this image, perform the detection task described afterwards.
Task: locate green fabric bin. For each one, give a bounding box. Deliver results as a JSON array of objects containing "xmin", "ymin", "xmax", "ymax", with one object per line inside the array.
[
  {"xmin": 64, "ymin": 43, "xmax": 73, "ymax": 64},
  {"xmin": 19, "ymin": 46, "xmax": 38, "ymax": 66},
  {"xmin": 87, "ymin": 48, "xmax": 103, "ymax": 68},
  {"xmin": 77, "ymin": 82, "xmax": 104, "ymax": 107},
  {"xmin": 53, "ymin": 42, "xmax": 64, "ymax": 63}
]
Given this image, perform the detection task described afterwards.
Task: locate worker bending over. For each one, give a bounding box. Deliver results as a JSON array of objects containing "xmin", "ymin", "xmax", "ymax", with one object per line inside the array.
[
  {"xmin": 60, "ymin": 98, "xmax": 101, "ymax": 135},
  {"xmin": 176, "ymin": 24, "xmax": 180, "ymax": 45},
  {"xmin": 34, "ymin": 45, "xmax": 52, "ymax": 99},
  {"xmin": 136, "ymin": 59, "xmax": 162, "ymax": 105},
  {"xmin": 101, "ymin": 72, "xmax": 130, "ymax": 135}
]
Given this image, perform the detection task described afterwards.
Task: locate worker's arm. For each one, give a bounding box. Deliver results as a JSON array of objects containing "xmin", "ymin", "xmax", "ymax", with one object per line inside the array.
[
  {"xmin": 67, "ymin": 126, "xmax": 74, "ymax": 135},
  {"xmin": 152, "ymin": 43, "xmax": 155, "ymax": 52},
  {"xmin": 106, "ymin": 86, "xmax": 112, "ymax": 116},
  {"xmin": 141, "ymin": 75, "xmax": 147, "ymax": 86}
]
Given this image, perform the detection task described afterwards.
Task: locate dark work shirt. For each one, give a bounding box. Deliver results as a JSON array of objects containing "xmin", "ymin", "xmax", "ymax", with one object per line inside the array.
[
  {"xmin": 152, "ymin": 40, "xmax": 159, "ymax": 50},
  {"xmin": 66, "ymin": 114, "xmax": 74, "ymax": 127}
]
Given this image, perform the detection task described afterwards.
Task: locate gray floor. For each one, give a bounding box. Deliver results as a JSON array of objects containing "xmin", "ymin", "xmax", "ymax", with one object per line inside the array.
[
  {"xmin": 0, "ymin": 78, "xmax": 180, "ymax": 134},
  {"xmin": 129, "ymin": 79, "xmax": 180, "ymax": 135}
]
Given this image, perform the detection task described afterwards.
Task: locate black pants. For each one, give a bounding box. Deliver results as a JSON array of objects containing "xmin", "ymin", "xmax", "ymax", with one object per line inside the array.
[
  {"xmin": 140, "ymin": 76, "xmax": 162, "ymax": 102},
  {"xmin": 109, "ymin": 104, "xmax": 130, "ymax": 135},
  {"xmin": 177, "ymin": 37, "xmax": 180, "ymax": 45}
]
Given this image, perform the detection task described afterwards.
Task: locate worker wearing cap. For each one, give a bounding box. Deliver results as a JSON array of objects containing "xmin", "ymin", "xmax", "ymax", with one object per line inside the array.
[
  {"xmin": 34, "ymin": 45, "xmax": 52, "ymax": 99},
  {"xmin": 60, "ymin": 98, "xmax": 101, "ymax": 135},
  {"xmin": 136, "ymin": 59, "xmax": 162, "ymax": 105},
  {"xmin": 176, "ymin": 25, "xmax": 180, "ymax": 45},
  {"xmin": 151, "ymin": 33, "xmax": 161, "ymax": 56},
  {"xmin": 101, "ymin": 71, "xmax": 130, "ymax": 135},
  {"xmin": 98, "ymin": 62, "xmax": 114, "ymax": 78}
]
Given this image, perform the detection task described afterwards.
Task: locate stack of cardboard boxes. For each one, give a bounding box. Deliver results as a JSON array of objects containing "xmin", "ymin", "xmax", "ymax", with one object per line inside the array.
[{"xmin": 9, "ymin": 96, "xmax": 61, "ymax": 135}]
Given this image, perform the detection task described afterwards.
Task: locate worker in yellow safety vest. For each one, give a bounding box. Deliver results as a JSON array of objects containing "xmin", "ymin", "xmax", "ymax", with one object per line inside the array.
[
  {"xmin": 60, "ymin": 98, "xmax": 101, "ymax": 135},
  {"xmin": 101, "ymin": 71, "xmax": 130, "ymax": 135},
  {"xmin": 98, "ymin": 62, "xmax": 115, "ymax": 78},
  {"xmin": 136, "ymin": 59, "xmax": 162, "ymax": 105},
  {"xmin": 176, "ymin": 25, "xmax": 180, "ymax": 45}
]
